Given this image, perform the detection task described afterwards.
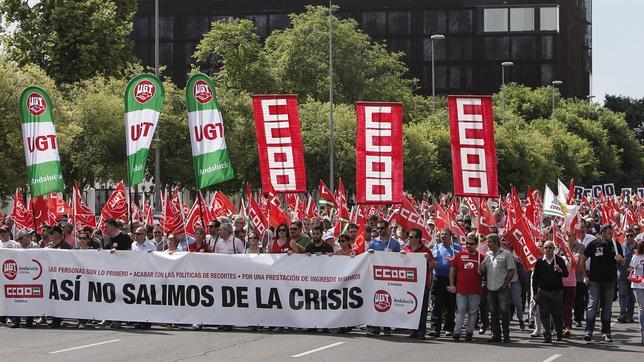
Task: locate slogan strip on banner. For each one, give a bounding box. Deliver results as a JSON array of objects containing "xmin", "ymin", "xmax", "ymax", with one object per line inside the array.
[
  {"xmin": 20, "ymin": 86, "xmax": 64, "ymax": 197},
  {"xmin": 252, "ymin": 95, "xmax": 306, "ymax": 193},
  {"xmin": 0, "ymin": 250, "xmax": 426, "ymax": 329},
  {"xmin": 355, "ymin": 102, "xmax": 403, "ymax": 204},
  {"xmin": 448, "ymin": 96, "xmax": 498, "ymax": 198},
  {"xmin": 186, "ymin": 73, "xmax": 234, "ymax": 188},
  {"xmin": 124, "ymin": 74, "xmax": 165, "ymax": 186}
]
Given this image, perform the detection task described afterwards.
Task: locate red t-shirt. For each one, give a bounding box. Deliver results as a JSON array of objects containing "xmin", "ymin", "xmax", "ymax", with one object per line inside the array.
[
  {"xmin": 271, "ymin": 239, "xmax": 293, "ymax": 254},
  {"xmin": 188, "ymin": 242, "xmax": 211, "ymax": 253},
  {"xmin": 450, "ymin": 250, "xmax": 483, "ymax": 295},
  {"xmin": 404, "ymin": 244, "xmax": 433, "ymax": 287}
]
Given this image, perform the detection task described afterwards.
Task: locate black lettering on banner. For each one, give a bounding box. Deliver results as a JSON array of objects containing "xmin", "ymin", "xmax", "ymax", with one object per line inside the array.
[
  {"xmin": 123, "ymin": 284, "xmax": 136, "ymax": 304},
  {"xmin": 168, "ymin": 285, "xmax": 185, "ymax": 306},
  {"xmin": 49, "ymin": 279, "xmax": 59, "ymax": 300},
  {"xmin": 574, "ymin": 186, "xmax": 584, "ymax": 200},
  {"xmin": 305, "ymin": 289, "xmax": 320, "ymax": 310},
  {"xmin": 137, "ymin": 283, "xmax": 151, "ymax": 304},
  {"xmin": 201, "ymin": 286, "xmax": 215, "ymax": 307},
  {"xmin": 186, "ymin": 285, "xmax": 200, "ymax": 306},
  {"xmin": 327, "ymin": 289, "xmax": 342, "ymax": 310},
  {"xmin": 289, "ymin": 289, "xmax": 304, "ymax": 310},
  {"xmin": 60, "ymin": 279, "xmax": 74, "ymax": 301},
  {"xmin": 256, "ymin": 287, "xmax": 282, "ymax": 309},
  {"xmin": 222, "ymin": 286, "xmax": 235, "ymax": 307},
  {"xmin": 88, "ymin": 281, "xmax": 115, "ymax": 303},
  {"xmin": 349, "ymin": 287, "xmax": 363, "ymax": 308}
]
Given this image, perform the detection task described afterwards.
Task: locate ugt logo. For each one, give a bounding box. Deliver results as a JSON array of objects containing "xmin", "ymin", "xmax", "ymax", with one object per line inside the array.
[
  {"xmin": 27, "ymin": 93, "xmax": 47, "ymax": 116},
  {"xmin": 194, "ymin": 80, "xmax": 213, "ymax": 104},
  {"xmin": 3, "ymin": 259, "xmax": 17, "ymax": 280},
  {"xmin": 134, "ymin": 80, "xmax": 155, "ymax": 103}
]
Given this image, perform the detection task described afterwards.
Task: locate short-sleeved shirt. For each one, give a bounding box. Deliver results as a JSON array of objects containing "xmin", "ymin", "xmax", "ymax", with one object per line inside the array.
[
  {"xmin": 629, "ymin": 254, "xmax": 644, "ymax": 289},
  {"xmin": 305, "ymin": 241, "xmax": 334, "ymax": 254},
  {"xmin": 368, "ymin": 237, "xmax": 401, "ymax": 252},
  {"xmin": 569, "ymin": 240, "xmax": 585, "ymax": 281},
  {"xmin": 0, "ymin": 240, "xmax": 20, "ymax": 248},
  {"xmin": 450, "ymin": 250, "xmax": 483, "ymax": 295},
  {"xmin": 583, "ymin": 238, "xmax": 623, "ymax": 283},
  {"xmin": 131, "ymin": 240, "xmax": 158, "ymax": 252},
  {"xmin": 213, "ymin": 235, "xmax": 245, "ymax": 254},
  {"xmin": 482, "ymin": 248, "xmax": 516, "ymax": 291},
  {"xmin": 433, "ymin": 243, "xmax": 461, "ymax": 278},
  {"xmin": 188, "ymin": 242, "xmax": 211, "ymax": 253},
  {"xmin": 271, "ymin": 239, "xmax": 292, "ymax": 254},
  {"xmin": 105, "ymin": 232, "xmax": 133, "ymax": 250}
]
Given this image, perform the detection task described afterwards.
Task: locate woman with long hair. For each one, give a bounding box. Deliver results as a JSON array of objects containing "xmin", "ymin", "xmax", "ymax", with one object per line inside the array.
[
  {"xmin": 628, "ymin": 237, "xmax": 644, "ymax": 345},
  {"xmin": 270, "ymin": 223, "xmax": 294, "ymax": 254}
]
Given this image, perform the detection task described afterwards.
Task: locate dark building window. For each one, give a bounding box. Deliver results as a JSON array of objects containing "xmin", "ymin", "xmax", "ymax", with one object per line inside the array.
[
  {"xmin": 423, "ymin": 10, "xmax": 447, "ymax": 34},
  {"xmin": 160, "ymin": 17, "xmax": 174, "ymax": 40},
  {"xmin": 388, "ymin": 38, "xmax": 411, "ymax": 62},
  {"xmin": 448, "ymin": 9, "xmax": 473, "ymax": 33},
  {"xmin": 514, "ymin": 64, "xmax": 539, "ymax": 85},
  {"xmin": 511, "ymin": 36, "xmax": 536, "ymax": 60},
  {"xmin": 540, "ymin": 64, "xmax": 554, "ymax": 85},
  {"xmin": 133, "ymin": 42, "xmax": 150, "ymax": 63},
  {"xmin": 484, "ymin": 36, "xmax": 510, "ymax": 60},
  {"xmin": 423, "ymin": 64, "xmax": 447, "ymax": 90},
  {"xmin": 449, "ymin": 65, "xmax": 473, "ymax": 89},
  {"xmin": 268, "ymin": 14, "xmax": 289, "ymax": 31},
  {"xmin": 448, "ymin": 37, "xmax": 472, "ymax": 61},
  {"xmin": 423, "ymin": 37, "xmax": 447, "ymax": 61},
  {"xmin": 185, "ymin": 42, "xmax": 197, "ymax": 66},
  {"xmin": 181, "ymin": 16, "xmax": 209, "ymax": 39},
  {"xmin": 363, "ymin": 12, "xmax": 387, "ymax": 35},
  {"xmin": 540, "ymin": 35, "xmax": 554, "ymax": 60},
  {"xmin": 160, "ymin": 42, "xmax": 174, "ymax": 65},
  {"xmin": 133, "ymin": 16, "xmax": 150, "ymax": 40},
  {"xmin": 246, "ymin": 15, "xmax": 269, "ymax": 37},
  {"xmin": 388, "ymin": 11, "xmax": 410, "ymax": 34}
]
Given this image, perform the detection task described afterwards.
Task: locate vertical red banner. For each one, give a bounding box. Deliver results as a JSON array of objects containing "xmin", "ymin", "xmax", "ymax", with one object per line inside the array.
[
  {"xmin": 252, "ymin": 95, "xmax": 306, "ymax": 193},
  {"xmin": 448, "ymin": 95, "xmax": 498, "ymax": 198},
  {"xmin": 355, "ymin": 102, "xmax": 403, "ymax": 204}
]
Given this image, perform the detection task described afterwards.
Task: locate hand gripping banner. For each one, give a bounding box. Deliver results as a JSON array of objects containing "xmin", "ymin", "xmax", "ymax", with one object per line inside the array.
[
  {"xmin": 355, "ymin": 102, "xmax": 403, "ymax": 204},
  {"xmin": 20, "ymin": 86, "xmax": 64, "ymax": 196},
  {"xmin": 186, "ymin": 73, "xmax": 234, "ymax": 188},
  {"xmin": 251, "ymin": 95, "xmax": 306, "ymax": 193},
  {"xmin": 124, "ymin": 74, "xmax": 165, "ymax": 185},
  {"xmin": 448, "ymin": 96, "xmax": 498, "ymax": 198}
]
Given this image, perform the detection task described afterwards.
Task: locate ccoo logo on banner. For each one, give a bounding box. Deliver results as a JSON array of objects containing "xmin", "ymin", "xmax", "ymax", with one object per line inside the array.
[{"xmin": 448, "ymin": 96, "xmax": 498, "ymax": 198}]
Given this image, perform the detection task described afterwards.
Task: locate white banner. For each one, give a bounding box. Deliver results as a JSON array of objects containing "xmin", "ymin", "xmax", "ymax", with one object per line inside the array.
[{"xmin": 0, "ymin": 250, "xmax": 426, "ymax": 329}]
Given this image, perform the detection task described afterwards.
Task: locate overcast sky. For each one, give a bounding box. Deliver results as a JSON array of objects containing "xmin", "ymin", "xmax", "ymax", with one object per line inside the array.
[{"xmin": 592, "ymin": 0, "xmax": 644, "ymax": 102}]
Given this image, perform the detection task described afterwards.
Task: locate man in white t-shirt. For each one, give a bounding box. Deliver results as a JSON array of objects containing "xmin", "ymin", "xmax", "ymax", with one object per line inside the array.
[
  {"xmin": 0, "ymin": 226, "xmax": 19, "ymax": 248},
  {"xmin": 213, "ymin": 222, "xmax": 244, "ymax": 254},
  {"xmin": 131, "ymin": 227, "xmax": 157, "ymax": 252}
]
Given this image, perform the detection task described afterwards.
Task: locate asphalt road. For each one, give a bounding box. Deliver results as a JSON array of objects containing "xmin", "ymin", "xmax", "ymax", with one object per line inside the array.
[{"xmin": 1, "ymin": 312, "xmax": 642, "ymax": 361}]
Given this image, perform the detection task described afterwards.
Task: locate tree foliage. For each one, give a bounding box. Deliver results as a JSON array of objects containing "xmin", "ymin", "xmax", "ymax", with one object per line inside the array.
[
  {"xmin": 0, "ymin": 0, "xmax": 137, "ymax": 85},
  {"xmin": 603, "ymin": 95, "xmax": 644, "ymax": 142}
]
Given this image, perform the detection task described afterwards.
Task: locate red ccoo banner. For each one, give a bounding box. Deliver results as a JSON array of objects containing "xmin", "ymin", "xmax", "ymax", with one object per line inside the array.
[
  {"xmin": 448, "ymin": 96, "xmax": 498, "ymax": 197},
  {"xmin": 355, "ymin": 102, "xmax": 403, "ymax": 204},
  {"xmin": 252, "ymin": 95, "xmax": 306, "ymax": 193}
]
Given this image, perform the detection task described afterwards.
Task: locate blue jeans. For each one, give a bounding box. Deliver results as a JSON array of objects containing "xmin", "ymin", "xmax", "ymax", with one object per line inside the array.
[
  {"xmin": 634, "ymin": 288, "xmax": 644, "ymax": 338},
  {"xmin": 455, "ymin": 294, "xmax": 480, "ymax": 336},
  {"xmin": 585, "ymin": 281, "xmax": 615, "ymax": 336},
  {"xmin": 617, "ymin": 278, "xmax": 635, "ymax": 320},
  {"xmin": 510, "ymin": 281, "xmax": 524, "ymax": 322}
]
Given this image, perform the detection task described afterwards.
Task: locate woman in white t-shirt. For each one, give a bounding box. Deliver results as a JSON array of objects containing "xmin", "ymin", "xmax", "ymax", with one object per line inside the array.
[{"xmin": 628, "ymin": 239, "xmax": 644, "ymax": 345}]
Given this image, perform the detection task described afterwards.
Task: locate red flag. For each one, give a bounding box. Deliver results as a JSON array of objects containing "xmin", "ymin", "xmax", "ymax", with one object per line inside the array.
[
  {"xmin": 285, "ymin": 193, "xmax": 297, "ymax": 213},
  {"xmin": 552, "ymin": 223, "xmax": 577, "ymax": 269},
  {"xmin": 246, "ymin": 186, "xmax": 269, "ymax": 236},
  {"xmin": 353, "ymin": 221, "xmax": 366, "ymax": 254},
  {"xmin": 48, "ymin": 193, "xmax": 71, "ymax": 220},
  {"xmin": 478, "ymin": 199, "xmax": 495, "ymax": 235},
  {"xmin": 72, "ymin": 181, "xmax": 96, "ymax": 231},
  {"xmin": 185, "ymin": 192, "xmax": 209, "ymax": 237},
  {"xmin": 463, "ymin": 197, "xmax": 479, "ymax": 219},
  {"xmin": 391, "ymin": 198, "xmax": 433, "ymax": 241},
  {"xmin": 252, "ymin": 94, "xmax": 307, "ymax": 193},
  {"xmin": 210, "ymin": 191, "xmax": 237, "ymax": 219},
  {"xmin": 355, "ymin": 102, "xmax": 403, "ymax": 204},
  {"xmin": 448, "ymin": 96, "xmax": 498, "ymax": 197},
  {"xmin": 304, "ymin": 194, "xmax": 317, "ymax": 219},
  {"xmin": 11, "ymin": 189, "xmax": 35, "ymax": 231},
  {"xmin": 505, "ymin": 218, "xmax": 543, "ymax": 271},
  {"xmin": 317, "ymin": 179, "xmax": 337, "ymax": 209},
  {"xmin": 142, "ymin": 201, "xmax": 154, "ymax": 226},
  {"xmin": 32, "ymin": 195, "xmax": 55, "ymax": 233},
  {"xmin": 161, "ymin": 188, "xmax": 184, "ymax": 235},
  {"xmin": 130, "ymin": 201, "xmax": 141, "ymax": 222},
  {"xmin": 268, "ymin": 194, "xmax": 290, "ymax": 228},
  {"xmin": 98, "ymin": 182, "xmax": 128, "ymax": 232}
]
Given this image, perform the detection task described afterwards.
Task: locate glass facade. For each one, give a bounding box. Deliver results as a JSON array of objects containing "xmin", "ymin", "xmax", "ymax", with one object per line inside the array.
[{"xmin": 132, "ymin": 0, "xmax": 589, "ymax": 97}]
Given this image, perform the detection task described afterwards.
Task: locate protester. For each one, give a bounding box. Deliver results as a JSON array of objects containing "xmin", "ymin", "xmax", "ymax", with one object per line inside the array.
[
  {"xmin": 205, "ymin": 220, "xmax": 221, "ymax": 250},
  {"xmin": 628, "ymin": 239, "xmax": 644, "ymax": 345},
  {"xmin": 214, "ymin": 222, "xmax": 245, "ymax": 254},
  {"xmin": 449, "ymin": 232, "xmax": 483, "ymax": 341},
  {"xmin": 290, "ymin": 220, "xmax": 311, "ymax": 253},
  {"xmin": 532, "ymin": 241, "xmax": 569, "ymax": 343},
  {"xmin": 617, "ymin": 230, "xmax": 637, "ymax": 323},
  {"xmin": 346, "ymin": 223, "xmax": 358, "ymax": 245},
  {"xmin": 304, "ymin": 226, "xmax": 333, "ymax": 255},
  {"xmin": 367, "ymin": 220, "xmax": 400, "ymax": 336},
  {"xmin": 0, "ymin": 225, "xmax": 19, "ymax": 248},
  {"xmin": 580, "ymin": 224, "xmax": 624, "ymax": 342},
  {"xmin": 479, "ymin": 233, "xmax": 515, "ymax": 343},
  {"xmin": 428, "ymin": 228, "xmax": 460, "ymax": 338},
  {"xmin": 561, "ymin": 234, "xmax": 577, "ymax": 338},
  {"xmin": 152, "ymin": 224, "xmax": 166, "ymax": 251},
  {"xmin": 188, "ymin": 227, "xmax": 211, "ymax": 252},
  {"xmin": 63, "ymin": 222, "xmax": 76, "ymax": 247},
  {"xmin": 569, "ymin": 228, "xmax": 587, "ymax": 328},
  {"xmin": 245, "ymin": 231, "xmax": 262, "ymax": 254},
  {"xmin": 103, "ymin": 218, "xmax": 133, "ymax": 251},
  {"xmin": 131, "ymin": 227, "xmax": 157, "ymax": 252},
  {"xmin": 16, "ymin": 230, "xmax": 39, "ymax": 249},
  {"xmin": 270, "ymin": 223, "xmax": 294, "ymax": 254},
  {"xmin": 402, "ymin": 228, "xmax": 435, "ymax": 339}
]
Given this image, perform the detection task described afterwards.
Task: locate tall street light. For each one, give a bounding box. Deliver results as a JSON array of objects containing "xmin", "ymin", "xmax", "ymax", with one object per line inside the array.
[
  {"xmin": 586, "ymin": 95, "xmax": 595, "ymax": 104},
  {"xmin": 551, "ymin": 80, "xmax": 563, "ymax": 115},
  {"xmin": 501, "ymin": 61, "xmax": 514, "ymax": 86},
  {"xmin": 430, "ymin": 34, "xmax": 445, "ymax": 113},
  {"xmin": 153, "ymin": 0, "xmax": 161, "ymax": 213}
]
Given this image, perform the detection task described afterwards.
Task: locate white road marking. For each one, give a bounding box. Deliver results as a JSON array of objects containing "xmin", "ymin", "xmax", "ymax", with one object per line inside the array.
[
  {"xmin": 541, "ymin": 354, "xmax": 563, "ymax": 362},
  {"xmin": 49, "ymin": 339, "xmax": 121, "ymax": 354},
  {"xmin": 291, "ymin": 342, "xmax": 345, "ymax": 358}
]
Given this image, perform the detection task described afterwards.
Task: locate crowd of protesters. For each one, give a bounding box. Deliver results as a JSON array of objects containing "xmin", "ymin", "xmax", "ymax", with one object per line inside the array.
[{"xmin": 0, "ymin": 201, "xmax": 643, "ymax": 346}]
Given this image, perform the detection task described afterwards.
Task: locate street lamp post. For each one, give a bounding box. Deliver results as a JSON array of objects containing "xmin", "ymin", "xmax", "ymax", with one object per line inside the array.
[
  {"xmin": 501, "ymin": 61, "xmax": 514, "ymax": 87},
  {"xmin": 551, "ymin": 80, "xmax": 563, "ymax": 115},
  {"xmin": 430, "ymin": 34, "xmax": 445, "ymax": 113},
  {"xmin": 586, "ymin": 95, "xmax": 595, "ymax": 104},
  {"xmin": 328, "ymin": 0, "xmax": 334, "ymax": 192},
  {"xmin": 153, "ymin": 0, "xmax": 161, "ymax": 213}
]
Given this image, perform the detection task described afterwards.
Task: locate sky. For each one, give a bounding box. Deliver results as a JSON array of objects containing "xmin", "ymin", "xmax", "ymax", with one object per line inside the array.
[{"xmin": 592, "ymin": 0, "xmax": 644, "ymax": 102}]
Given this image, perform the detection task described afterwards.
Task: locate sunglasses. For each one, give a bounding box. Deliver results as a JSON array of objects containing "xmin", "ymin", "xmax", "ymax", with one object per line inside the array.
[
  {"xmin": 79, "ymin": 237, "xmax": 89, "ymax": 240},
  {"xmin": 249, "ymin": 237, "xmax": 259, "ymax": 240},
  {"xmin": 154, "ymin": 231, "xmax": 162, "ymax": 234},
  {"xmin": 626, "ymin": 234, "xmax": 634, "ymax": 238},
  {"xmin": 290, "ymin": 228, "xmax": 298, "ymax": 231},
  {"xmin": 208, "ymin": 225, "xmax": 218, "ymax": 228},
  {"xmin": 465, "ymin": 242, "xmax": 476, "ymax": 246},
  {"xmin": 278, "ymin": 229, "xmax": 287, "ymax": 232},
  {"xmin": 134, "ymin": 232, "xmax": 143, "ymax": 235},
  {"xmin": 544, "ymin": 246, "xmax": 555, "ymax": 249}
]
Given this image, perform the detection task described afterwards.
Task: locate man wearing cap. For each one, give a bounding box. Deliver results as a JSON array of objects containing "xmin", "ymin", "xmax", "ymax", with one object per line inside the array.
[
  {"xmin": 0, "ymin": 225, "xmax": 19, "ymax": 248},
  {"xmin": 580, "ymin": 224, "xmax": 624, "ymax": 342}
]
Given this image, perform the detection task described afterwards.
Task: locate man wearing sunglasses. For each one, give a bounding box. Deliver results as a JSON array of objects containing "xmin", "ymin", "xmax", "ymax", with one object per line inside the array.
[
  {"xmin": 449, "ymin": 232, "xmax": 483, "ymax": 341},
  {"xmin": 531, "ymin": 240, "xmax": 569, "ymax": 343}
]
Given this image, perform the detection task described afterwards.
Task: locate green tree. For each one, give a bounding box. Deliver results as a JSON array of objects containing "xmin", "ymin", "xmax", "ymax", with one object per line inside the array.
[
  {"xmin": 603, "ymin": 95, "xmax": 644, "ymax": 142},
  {"xmin": 0, "ymin": 0, "xmax": 137, "ymax": 85}
]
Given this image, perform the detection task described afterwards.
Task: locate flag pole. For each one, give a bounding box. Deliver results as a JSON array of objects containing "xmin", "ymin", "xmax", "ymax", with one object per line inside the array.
[{"xmin": 197, "ymin": 191, "xmax": 206, "ymax": 229}]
